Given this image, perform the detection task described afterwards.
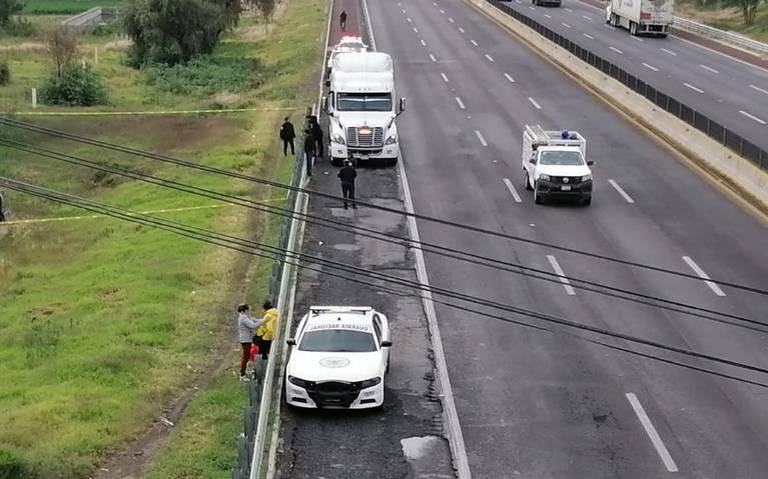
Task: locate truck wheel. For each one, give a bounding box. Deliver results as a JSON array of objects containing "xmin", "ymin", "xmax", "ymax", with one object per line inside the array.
[
  {"xmin": 385, "ymin": 157, "xmax": 398, "ymax": 167},
  {"xmin": 610, "ymin": 13, "xmax": 619, "ymax": 27},
  {"xmin": 331, "ymin": 156, "xmax": 343, "ymax": 167},
  {"xmin": 629, "ymin": 21, "xmax": 638, "ymax": 36},
  {"xmin": 534, "ymin": 183, "xmax": 543, "ymax": 204},
  {"xmin": 525, "ymin": 172, "xmax": 533, "ymax": 191},
  {"xmin": 583, "ymin": 196, "xmax": 592, "ymax": 206}
]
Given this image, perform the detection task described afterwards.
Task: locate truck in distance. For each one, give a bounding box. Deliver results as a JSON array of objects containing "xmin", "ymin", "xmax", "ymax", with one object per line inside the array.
[
  {"xmin": 532, "ymin": 0, "xmax": 561, "ymax": 7},
  {"xmin": 324, "ymin": 52, "xmax": 405, "ymax": 167},
  {"xmin": 606, "ymin": 0, "xmax": 674, "ymax": 37},
  {"xmin": 522, "ymin": 125, "xmax": 594, "ymax": 206}
]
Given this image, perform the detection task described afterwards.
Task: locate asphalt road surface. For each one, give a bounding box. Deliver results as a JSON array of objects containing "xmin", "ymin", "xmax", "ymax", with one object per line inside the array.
[
  {"xmin": 364, "ymin": 0, "xmax": 768, "ymax": 477},
  {"xmin": 274, "ymin": 2, "xmax": 454, "ymax": 477},
  {"xmin": 498, "ymin": 0, "xmax": 768, "ymax": 151}
]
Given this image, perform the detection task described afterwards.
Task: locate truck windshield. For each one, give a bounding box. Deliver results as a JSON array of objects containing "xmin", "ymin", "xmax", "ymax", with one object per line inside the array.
[
  {"xmin": 539, "ymin": 150, "xmax": 584, "ymax": 166},
  {"xmin": 336, "ymin": 93, "xmax": 392, "ymax": 112},
  {"xmin": 299, "ymin": 329, "xmax": 377, "ymax": 352}
]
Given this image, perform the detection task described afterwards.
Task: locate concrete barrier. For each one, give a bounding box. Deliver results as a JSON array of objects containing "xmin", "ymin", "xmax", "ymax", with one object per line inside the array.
[{"xmin": 468, "ymin": 0, "xmax": 767, "ymax": 212}]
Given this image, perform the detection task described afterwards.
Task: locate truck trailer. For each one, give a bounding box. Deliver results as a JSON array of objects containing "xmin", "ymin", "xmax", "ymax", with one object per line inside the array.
[{"xmin": 606, "ymin": 0, "xmax": 674, "ymax": 37}]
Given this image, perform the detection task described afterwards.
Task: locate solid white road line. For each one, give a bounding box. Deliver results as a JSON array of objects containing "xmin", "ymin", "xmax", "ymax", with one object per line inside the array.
[
  {"xmin": 504, "ymin": 73, "xmax": 516, "ymax": 83},
  {"xmin": 626, "ymin": 393, "xmax": 679, "ymax": 473},
  {"xmin": 471, "ymin": 39, "xmax": 478, "ymax": 46},
  {"xmin": 503, "ymin": 178, "xmax": 523, "ymax": 203},
  {"xmin": 546, "ymin": 255, "xmax": 576, "ymax": 295},
  {"xmin": 449, "ymin": 17, "xmax": 455, "ymax": 23},
  {"xmin": 455, "ymin": 97, "xmax": 466, "ymax": 109},
  {"xmin": 429, "ymin": 53, "xmax": 437, "ymax": 62},
  {"xmin": 749, "ymin": 84, "xmax": 768, "ymax": 95},
  {"xmin": 528, "ymin": 97, "xmax": 542, "ymax": 110},
  {"xmin": 441, "ymin": 72, "xmax": 449, "ymax": 82},
  {"xmin": 642, "ymin": 62, "xmax": 659, "ymax": 72},
  {"xmin": 474, "ymin": 130, "xmax": 488, "ymax": 146},
  {"xmin": 562, "ymin": 22, "xmax": 572, "ymax": 28},
  {"xmin": 484, "ymin": 54, "xmax": 495, "ymax": 62},
  {"xmin": 683, "ymin": 82, "xmax": 704, "ymax": 94},
  {"xmin": 739, "ymin": 110, "xmax": 767, "ymax": 125},
  {"xmin": 583, "ymin": 33, "xmax": 595, "ymax": 39},
  {"xmin": 699, "ymin": 64, "xmax": 719, "ymax": 74},
  {"xmin": 608, "ymin": 179, "xmax": 635, "ymax": 204},
  {"xmin": 458, "ymin": 27, "xmax": 465, "ymax": 33},
  {"xmin": 682, "ymin": 256, "xmax": 726, "ymax": 296},
  {"xmin": 609, "ymin": 46, "xmax": 624, "ymax": 54},
  {"xmin": 661, "ymin": 48, "xmax": 677, "ymax": 56},
  {"xmin": 544, "ymin": 13, "xmax": 552, "ymax": 18}
]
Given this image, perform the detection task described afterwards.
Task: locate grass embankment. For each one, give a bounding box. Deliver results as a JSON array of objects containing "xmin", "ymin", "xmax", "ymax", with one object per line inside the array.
[
  {"xmin": 0, "ymin": 0, "xmax": 328, "ymax": 477},
  {"xmin": 677, "ymin": 0, "xmax": 768, "ymax": 43}
]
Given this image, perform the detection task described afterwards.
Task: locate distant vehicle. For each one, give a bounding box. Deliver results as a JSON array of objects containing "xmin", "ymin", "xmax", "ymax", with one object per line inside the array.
[
  {"xmin": 606, "ymin": 0, "xmax": 674, "ymax": 37},
  {"xmin": 532, "ymin": 0, "xmax": 561, "ymax": 7},
  {"xmin": 324, "ymin": 51, "xmax": 405, "ymax": 166},
  {"xmin": 285, "ymin": 306, "xmax": 392, "ymax": 409},
  {"xmin": 522, "ymin": 125, "xmax": 594, "ymax": 206},
  {"xmin": 326, "ymin": 35, "xmax": 369, "ymax": 72}
]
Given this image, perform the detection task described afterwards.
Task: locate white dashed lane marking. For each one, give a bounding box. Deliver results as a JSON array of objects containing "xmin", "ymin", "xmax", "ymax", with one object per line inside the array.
[
  {"xmin": 699, "ymin": 64, "xmax": 719, "ymax": 74},
  {"xmin": 749, "ymin": 84, "xmax": 768, "ymax": 95},
  {"xmin": 528, "ymin": 97, "xmax": 542, "ymax": 110},
  {"xmin": 608, "ymin": 179, "xmax": 635, "ymax": 204},
  {"xmin": 626, "ymin": 393, "xmax": 680, "ymax": 473},
  {"xmin": 609, "ymin": 46, "xmax": 624, "ymax": 54},
  {"xmin": 504, "ymin": 73, "xmax": 515, "ymax": 83},
  {"xmin": 503, "ymin": 178, "xmax": 522, "ymax": 203},
  {"xmin": 429, "ymin": 53, "xmax": 437, "ymax": 62},
  {"xmin": 683, "ymin": 82, "xmax": 704, "ymax": 94},
  {"xmin": 682, "ymin": 256, "xmax": 726, "ymax": 297},
  {"xmin": 484, "ymin": 54, "xmax": 495, "ymax": 62},
  {"xmin": 455, "ymin": 97, "xmax": 466, "ymax": 109},
  {"xmin": 661, "ymin": 48, "xmax": 677, "ymax": 56},
  {"xmin": 474, "ymin": 130, "xmax": 488, "ymax": 146},
  {"xmin": 440, "ymin": 72, "xmax": 449, "ymax": 82},
  {"xmin": 739, "ymin": 110, "xmax": 767, "ymax": 125},
  {"xmin": 583, "ymin": 33, "xmax": 595, "ymax": 39},
  {"xmin": 642, "ymin": 62, "xmax": 659, "ymax": 72},
  {"xmin": 546, "ymin": 255, "xmax": 576, "ymax": 295}
]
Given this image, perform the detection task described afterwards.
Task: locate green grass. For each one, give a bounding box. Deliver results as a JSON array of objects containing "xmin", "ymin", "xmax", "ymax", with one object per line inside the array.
[
  {"xmin": 23, "ymin": 0, "xmax": 125, "ymax": 15},
  {"xmin": 0, "ymin": 0, "xmax": 325, "ymax": 476},
  {"xmin": 677, "ymin": 0, "xmax": 768, "ymax": 43}
]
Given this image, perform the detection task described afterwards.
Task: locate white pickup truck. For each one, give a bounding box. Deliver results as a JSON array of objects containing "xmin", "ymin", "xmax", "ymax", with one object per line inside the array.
[{"xmin": 522, "ymin": 125, "xmax": 594, "ymax": 206}]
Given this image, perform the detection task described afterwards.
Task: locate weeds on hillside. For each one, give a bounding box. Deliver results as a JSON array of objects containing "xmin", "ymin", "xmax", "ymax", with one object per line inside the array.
[{"xmin": 142, "ymin": 56, "xmax": 268, "ymax": 96}]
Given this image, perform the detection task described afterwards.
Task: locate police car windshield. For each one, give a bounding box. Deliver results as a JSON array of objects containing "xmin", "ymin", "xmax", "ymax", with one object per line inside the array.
[
  {"xmin": 299, "ymin": 329, "xmax": 377, "ymax": 352},
  {"xmin": 539, "ymin": 150, "xmax": 584, "ymax": 166},
  {"xmin": 337, "ymin": 93, "xmax": 392, "ymax": 112}
]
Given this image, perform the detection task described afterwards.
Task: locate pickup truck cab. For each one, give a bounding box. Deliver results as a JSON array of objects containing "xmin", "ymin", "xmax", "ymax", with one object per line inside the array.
[{"xmin": 522, "ymin": 125, "xmax": 594, "ymax": 206}]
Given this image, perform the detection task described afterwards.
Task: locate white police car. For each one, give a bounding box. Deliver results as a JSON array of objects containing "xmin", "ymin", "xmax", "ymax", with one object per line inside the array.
[{"xmin": 285, "ymin": 306, "xmax": 391, "ymax": 409}]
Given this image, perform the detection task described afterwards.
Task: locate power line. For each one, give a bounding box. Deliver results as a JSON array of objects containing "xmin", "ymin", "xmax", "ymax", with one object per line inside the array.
[
  {"xmin": 2, "ymin": 116, "xmax": 765, "ymax": 296},
  {"xmin": 4, "ymin": 176, "xmax": 768, "ymax": 387},
  {"xmin": 1, "ymin": 137, "xmax": 765, "ymax": 334}
]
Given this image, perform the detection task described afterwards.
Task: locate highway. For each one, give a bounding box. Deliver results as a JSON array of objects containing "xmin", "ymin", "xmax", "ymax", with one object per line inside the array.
[
  {"xmin": 498, "ymin": 0, "xmax": 768, "ymax": 151},
  {"xmin": 364, "ymin": 0, "xmax": 768, "ymax": 476}
]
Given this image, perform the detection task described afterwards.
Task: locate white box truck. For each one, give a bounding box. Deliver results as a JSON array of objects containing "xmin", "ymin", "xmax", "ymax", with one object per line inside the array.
[
  {"xmin": 522, "ymin": 125, "xmax": 594, "ymax": 206},
  {"xmin": 606, "ymin": 0, "xmax": 674, "ymax": 37},
  {"xmin": 324, "ymin": 52, "xmax": 405, "ymax": 167}
]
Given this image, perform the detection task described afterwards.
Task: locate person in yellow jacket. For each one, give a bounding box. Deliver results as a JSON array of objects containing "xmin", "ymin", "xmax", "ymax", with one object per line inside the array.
[{"xmin": 254, "ymin": 300, "xmax": 278, "ymax": 360}]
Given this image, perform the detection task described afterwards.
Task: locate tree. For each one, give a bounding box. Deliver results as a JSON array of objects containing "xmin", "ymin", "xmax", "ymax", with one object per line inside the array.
[
  {"xmin": 725, "ymin": 0, "xmax": 764, "ymax": 27},
  {"xmin": 123, "ymin": 0, "xmax": 241, "ymax": 66},
  {"xmin": 44, "ymin": 27, "xmax": 80, "ymax": 77},
  {"xmin": 0, "ymin": 0, "xmax": 25, "ymax": 27},
  {"xmin": 251, "ymin": 0, "xmax": 276, "ymax": 30}
]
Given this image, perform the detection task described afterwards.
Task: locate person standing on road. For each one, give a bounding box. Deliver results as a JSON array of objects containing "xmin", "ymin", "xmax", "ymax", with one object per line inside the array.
[
  {"xmin": 303, "ymin": 127, "xmax": 315, "ymax": 176},
  {"xmin": 310, "ymin": 115, "xmax": 324, "ymax": 159},
  {"xmin": 340, "ymin": 10, "xmax": 347, "ymax": 31},
  {"xmin": 255, "ymin": 300, "xmax": 279, "ymax": 361},
  {"xmin": 0, "ymin": 191, "xmax": 5, "ymax": 222},
  {"xmin": 236, "ymin": 304, "xmax": 265, "ymax": 381},
  {"xmin": 338, "ymin": 160, "xmax": 357, "ymax": 209},
  {"xmin": 279, "ymin": 117, "xmax": 296, "ymax": 156}
]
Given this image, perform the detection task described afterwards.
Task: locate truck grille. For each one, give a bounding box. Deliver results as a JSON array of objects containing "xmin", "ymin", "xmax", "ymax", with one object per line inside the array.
[
  {"xmin": 346, "ymin": 126, "xmax": 384, "ymax": 147},
  {"xmin": 550, "ymin": 176, "xmax": 583, "ymax": 184}
]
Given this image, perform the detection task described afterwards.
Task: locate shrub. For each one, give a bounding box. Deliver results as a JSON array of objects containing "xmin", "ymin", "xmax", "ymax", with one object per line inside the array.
[
  {"xmin": 0, "ymin": 17, "xmax": 35, "ymax": 37},
  {"xmin": 40, "ymin": 65, "xmax": 108, "ymax": 106},
  {"xmin": 142, "ymin": 55, "xmax": 266, "ymax": 96},
  {"xmin": 0, "ymin": 62, "xmax": 9, "ymax": 85}
]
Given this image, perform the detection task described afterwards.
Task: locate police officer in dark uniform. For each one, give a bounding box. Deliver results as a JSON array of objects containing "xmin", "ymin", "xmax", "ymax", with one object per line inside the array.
[
  {"xmin": 310, "ymin": 115, "xmax": 324, "ymax": 159},
  {"xmin": 279, "ymin": 117, "xmax": 295, "ymax": 156},
  {"xmin": 337, "ymin": 160, "xmax": 357, "ymax": 209},
  {"xmin": 303, "ymin": 127, "xmax": 315, "ymax": 177}
]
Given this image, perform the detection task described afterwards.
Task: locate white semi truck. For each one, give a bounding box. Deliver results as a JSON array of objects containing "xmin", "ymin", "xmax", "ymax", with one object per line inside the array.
[
  {"xmin": 324, "ymin": 52, "xmax": 405, "ymax": 166},
  {"xmin": 522, "ymin": 125, "xmax": 594, "ymax": 206},
  {"xmin": 606, "ymin": 0, "xmax": 674, "ymax": 37}
]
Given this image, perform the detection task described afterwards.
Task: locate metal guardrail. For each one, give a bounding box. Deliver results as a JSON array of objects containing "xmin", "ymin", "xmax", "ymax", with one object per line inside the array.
[
  {"xmin": 672, "ymin": 16, "xmax": 768, "ymax": 55},
  {"xmin": 488, "ymin": 0, "xmax": 768, "ymax": 172},
  {"xmin": 230, "ymin": 110, "xmax": 310, "ymax": 479}
]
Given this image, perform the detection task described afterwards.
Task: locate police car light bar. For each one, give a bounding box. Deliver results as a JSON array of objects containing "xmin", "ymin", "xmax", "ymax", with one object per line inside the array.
[{"xmin": 309, "ymin": 306, "xmax": 373, "ymax": 315}]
